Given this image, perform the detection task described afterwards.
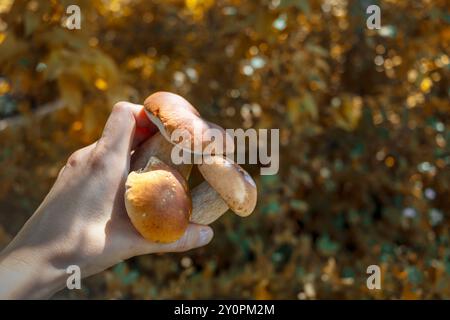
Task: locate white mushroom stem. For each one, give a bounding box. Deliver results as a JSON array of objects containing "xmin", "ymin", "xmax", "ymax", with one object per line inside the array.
[
  {"xmin": 192, "ymin": 156, "xmax": 259, "ymax": 224},
  {"xmin": 190, "ymin": 182, "xmax": 229, "ymax": 225},
  {"xmin": 131, "ymin": 133, "xmax": 192, "ymax": 177}
]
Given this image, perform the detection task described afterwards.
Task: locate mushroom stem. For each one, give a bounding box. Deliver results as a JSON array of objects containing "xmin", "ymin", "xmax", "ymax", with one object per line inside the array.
[
  {"xmin": 190, "ymin": 182, "xmax": 229, "ymax": 225},
  {"xmin": 131, "ymin": 132, "xmax": 192, "ymax": 178}
]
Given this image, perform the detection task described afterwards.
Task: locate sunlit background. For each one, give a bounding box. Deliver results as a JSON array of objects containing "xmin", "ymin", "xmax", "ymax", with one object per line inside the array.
[{"xmin": 0, "ymin": 0, "xmax": 449, "ymax": 299}]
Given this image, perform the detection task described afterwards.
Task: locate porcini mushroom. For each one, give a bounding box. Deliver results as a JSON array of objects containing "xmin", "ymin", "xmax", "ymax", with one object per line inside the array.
[
  {"xmin": 144, "ymin": 91, "xmax": 234, "ymax": 155},
  {"xmin": 126, "ymin": 91, "xmax": 257, "ymax": 243},
  {"xmin": 143, "ymin": 92, "xmax": 257, "ymax": 223},
  {"xmin": 125, "ymin": 157, "xmax": 192, "ymax": 243},
  {"xmin": 191, "ymin": 156, "xmax": 257, "ymax": 225}
]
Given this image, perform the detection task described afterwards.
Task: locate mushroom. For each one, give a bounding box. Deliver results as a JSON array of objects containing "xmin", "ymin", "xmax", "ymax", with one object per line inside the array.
[
  {"xmin": 144, "ymin": 91, "xmax": 234, "ymax": 156},
  {"xmin": 125, "ymin": 156, "xmax": 192, "ymax": 243},
  {"xmin": 192, "ymin": 155, "xmax": 257, "ymax": 224},
  {"xmin": 125, "ymin": 91, "xmax": 257, "ymax": 242}
]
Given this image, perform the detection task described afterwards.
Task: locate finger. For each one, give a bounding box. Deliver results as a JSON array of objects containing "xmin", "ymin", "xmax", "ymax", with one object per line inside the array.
[
  {"xmin": 135, "ymin": 224, "xmax": 214, "ymax": 255},
  {"xmin": 95, "ymin": 102, "xmax": 137, "ymax": 160},
  {"xmin": 95, "ymin": 102, "xmax": 157, "ymax": 161}
]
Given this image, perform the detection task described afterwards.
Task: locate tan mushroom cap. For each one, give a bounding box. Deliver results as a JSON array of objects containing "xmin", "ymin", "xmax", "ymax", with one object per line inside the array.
[
  {"xmin": 144, "ymin": 91, "xmax": 234, "ymax": 155},
  {"xmin": 198, "ymin": 155, "xmax": 257, "ymax": 216},
  {"xmin": 125, "ymin": 157, "xmax": 192, "ymax": 243}
]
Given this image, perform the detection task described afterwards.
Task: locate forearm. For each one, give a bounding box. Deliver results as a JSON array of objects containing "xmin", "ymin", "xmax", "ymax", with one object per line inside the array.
[{"xmin": 0, "ymin": 245, "xmax": 67, "ymax": 299}]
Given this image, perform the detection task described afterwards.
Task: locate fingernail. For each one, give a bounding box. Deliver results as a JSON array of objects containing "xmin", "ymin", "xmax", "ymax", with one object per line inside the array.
[{"xmin": 199, "ymin": 227, "xmax": 213, "ymax": 245}]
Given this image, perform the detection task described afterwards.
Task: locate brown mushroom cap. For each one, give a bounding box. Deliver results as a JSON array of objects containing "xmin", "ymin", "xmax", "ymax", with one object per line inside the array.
[
  {"xmin": 144, "ymin": 92, "xmax": 234, "ymax": 155},
  {"xmin": 125, "ymin": 157, "xmax": 192, "ymax": 243},
  {"xmin": 198, "ymin": 156, "xmax": 257, "ymax": 216}
]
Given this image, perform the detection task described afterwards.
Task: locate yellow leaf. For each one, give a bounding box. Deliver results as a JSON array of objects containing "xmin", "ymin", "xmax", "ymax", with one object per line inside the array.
[
  {"xmin": 58, "ymin": 74, "xmax": 82, "ymax": 113},
  {"xmin": 287, "ymin": 97, "xmax": 302, "ymax": 123},
  {"xmin": 253, "ymin": 279, "xmax": 272, "ymax": 300},
  {"xmin": 0, "ymin": 79, "xmax": 10, "ymax": 95},
  {"xmin": 0, "ymin": 0, "xmax": 13, "ymax": 14},
  {"xmin": 420, "ymin": 77, "xmax": 432, "ymax": 93},
  {"xmin": 287, "ymin": 93, "xmax": 318, "ymax": 124},
  {"xmin": 185, "ymin": 0, "xmax": 215, "ymax": 19},
  {"xmin": 334, "ymin": 96, "xmax": 362, "ymax": 131},
  {"xmin": 95, "ymin": 78, "xmax": 108, "ymax": 91}
]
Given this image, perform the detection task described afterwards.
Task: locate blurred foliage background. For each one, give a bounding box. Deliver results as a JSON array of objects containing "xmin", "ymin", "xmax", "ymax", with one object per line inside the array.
[{"xmin": 0, "ymin": 0, "xmax": 449, "ymax": 299}]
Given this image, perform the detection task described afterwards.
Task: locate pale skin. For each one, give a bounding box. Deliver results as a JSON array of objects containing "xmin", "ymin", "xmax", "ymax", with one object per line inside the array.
[{"xmin": 0, "ymin": 102, "xmax": 214, "ymax": 299}]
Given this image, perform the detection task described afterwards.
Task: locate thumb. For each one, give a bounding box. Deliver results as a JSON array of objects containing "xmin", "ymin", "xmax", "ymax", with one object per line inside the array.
[
  {"xmin": 135, "ymin": 224, "xmax": 214, "ymax": 255},
  {"xmin": 95, "ymin": 102, "xmax": 141, "ymax": 161},
  {"xmin": 96, "ymin": 102, "xmax": 152, "ymax": 156}
]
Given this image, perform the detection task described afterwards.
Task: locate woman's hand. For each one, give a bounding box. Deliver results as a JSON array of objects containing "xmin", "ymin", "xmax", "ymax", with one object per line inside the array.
[{"xmin": 0, "ymin": 102, "xmax": 214, "ymax": 299}]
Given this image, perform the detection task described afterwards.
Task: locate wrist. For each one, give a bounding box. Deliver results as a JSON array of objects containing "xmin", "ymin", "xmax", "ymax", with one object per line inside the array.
[{"xmin": 0, "ymin": 244, "xmax": 68, "ymax": 299}]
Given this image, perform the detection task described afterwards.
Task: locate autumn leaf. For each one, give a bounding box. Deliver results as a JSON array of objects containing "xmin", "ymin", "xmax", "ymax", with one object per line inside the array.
[{"xmin": 57, "ymin": 74, "xmax": 82, "ymax": 113}]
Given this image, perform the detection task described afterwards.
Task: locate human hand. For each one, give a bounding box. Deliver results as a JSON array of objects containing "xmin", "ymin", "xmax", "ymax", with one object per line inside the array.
[{"xmin": 0, "ymin": 102, "xmax": 214, "ymax": 299}]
